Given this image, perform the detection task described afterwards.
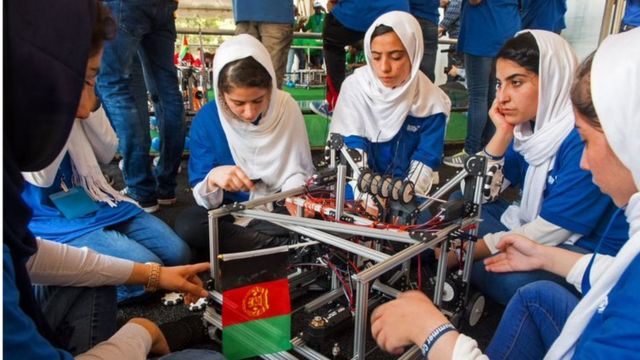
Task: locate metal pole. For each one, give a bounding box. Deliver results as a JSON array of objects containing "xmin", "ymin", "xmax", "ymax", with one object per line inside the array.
[
  {"xmin": 335, "ymin": 165, "xmax": 346, "ymax": 220},
  {"xmin": 419, "ymin": 169, "xmax": 468, "ymax": 211},
  {"xmin": 433, "ymin": 238, "xmax": 450, "ymax": 307},
  {"xmin": 353, "ymin": 280, "xmax": 370, "ymax": 360}
]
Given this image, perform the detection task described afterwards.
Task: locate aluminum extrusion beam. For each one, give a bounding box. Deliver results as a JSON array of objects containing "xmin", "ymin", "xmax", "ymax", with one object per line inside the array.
[
  {"xmin": 238, "ymin": 209, "xmax": 419, "ymax": 244},
  {"xmin": 275, "ymin": 222, "xmax": 390, "ymax": 263}
]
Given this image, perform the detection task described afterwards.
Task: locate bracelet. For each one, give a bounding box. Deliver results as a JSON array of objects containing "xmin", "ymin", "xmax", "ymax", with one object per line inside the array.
[
  {"xmin": 421, "ymin": 323, "xmax": 456, "ymax": 358},
  {"xmin": 144, "ymin": 262, "xmax": 161, "ymax": 293},
  {"xmin": 482, "ymin": 147, "xmax": 504, "ymax": 161}
]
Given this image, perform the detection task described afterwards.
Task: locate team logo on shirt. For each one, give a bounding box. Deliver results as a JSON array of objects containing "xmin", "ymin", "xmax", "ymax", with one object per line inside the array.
[
  {"xmin": 406, "ymin": 124, "xmax": 420, "ymax": 132},
  {"xmin": 596, "ymin": 295, "xmax": 609, "ymax": 314}
]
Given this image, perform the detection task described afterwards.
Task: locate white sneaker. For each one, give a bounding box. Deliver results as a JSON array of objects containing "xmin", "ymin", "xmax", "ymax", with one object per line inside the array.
[{"xmin": 443, "ymin": 150, "xmax": 469, "ymax": 168}]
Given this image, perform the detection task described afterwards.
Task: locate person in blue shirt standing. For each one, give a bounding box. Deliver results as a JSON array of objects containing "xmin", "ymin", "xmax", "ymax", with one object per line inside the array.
[
  {"xmin": 520, "ymin": 0, "xmax": 567, "ymax": 33},
  {"xmin": 233, "ymin": 0, "xmax": 294, "ymax": 88},
  {"xmin": 446, "ymin": 31, "xmax": 629, "ymax": 306},
  {"xmin": 175, "ymin": 34, "xmax": 315, "ymax": 254},
  {"xmin": 622, "ymin": 0, "xmax": 640, "ymax": 32},
  {"xmin": 443, "ymin": 0, "xmax": 520, "ymax": 167},
  {"xmin": 311, "ymin": 0, "xmax": 410, "ymax": 117},
  {"xmin": 330, "ymin": 11, "xmax": 451, "ymax": 204},
  {"xmin": 409, "ymin": 0, "xmax": 441, "ymax": 82}
]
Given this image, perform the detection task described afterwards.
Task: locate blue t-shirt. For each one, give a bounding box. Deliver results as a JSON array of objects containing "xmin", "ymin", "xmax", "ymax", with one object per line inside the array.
[
  {"xmin": 458, "ymin": 0, "xmax": 521, "ymax": 57},
  {"xmin": 574, "ymin": 252, "xmax": 640, "ymax": 357},
  {"xmin": 623, "ymin": 0, "xmax": 640, "ymax": 27},
  {"xmin": 188, "ymin": 102, "xmax": 250, "ymax": 205},
  {"xmin": 21, "ymin": 156, "xmax": 142, "ymax": 243},
  {"xmin": 344, "ymin": 112, "xmax": 447, "ymax": 177},
  {"xmin": 232, "ymin": 0, "xmax": 293, "ymax": 24},
  {"xmin": 409, "ymin": 0, "xmax": 441, "ymax": 25},
  {"xmin": 332, "ymin": 0, "xmax": 410, "ymax": 33},
  {"xmin": 4, "ymin": 245, "xmax": 75, "ymax": 360},
  {"xmin": 502, "ymin": 129, "xmax": 629, "ymax": 254},
  {"xmin": 520, "ymin": 0, "xmax": 567, "ymax": 33}
]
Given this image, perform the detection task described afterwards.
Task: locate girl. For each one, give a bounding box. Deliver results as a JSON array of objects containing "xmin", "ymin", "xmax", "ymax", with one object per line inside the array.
[
  {"xmin": 371, "ymin": 27, "xmax": 640, "ymax": 360},
  {"xmin": 330, "ymin": 11, "xmax": 451, "ymax": 199},
  {"xmin": 21, "ymin": 21, "xmax": 190, "ymax": 303},
  {"xmin": 176, "ymin": 34, "xmax": 315, "ymax": 254},
  {"xmin": 462, "ymin": 30, "xmax": 628, "ymax": 305}
]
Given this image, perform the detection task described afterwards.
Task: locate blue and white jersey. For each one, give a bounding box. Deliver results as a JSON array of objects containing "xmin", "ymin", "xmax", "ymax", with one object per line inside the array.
[
  {"xmin": 21, "ymin": 155, "xmax": 141, "ymax": 243},
  {"xmin": 344, "ymin": 112, "xmax": 447, "ymax": 177},
  {"xmin": 503, "ymin": 129, "xmax": 629, "ymax": 254}
]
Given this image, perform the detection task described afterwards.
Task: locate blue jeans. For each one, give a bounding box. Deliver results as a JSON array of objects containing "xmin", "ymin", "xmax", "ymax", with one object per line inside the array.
[
  {"xmin": 66, "ymin": 212, "xmax": 191, "ymax": 301},
  {"xmin": 487, "ymin": 281, "xmax": 579, "ymax": 359},
  {"xmin": 471, "ymin": 199, "xmax": 589, "ymax": 305},
  {"xmin": 34, "ymin": 286, "xmax": 117, "ymax": 355},
  {"xmin": 98, "ymin": 0, "xmax": 185, "ymax": 203},
  {"xmin": 463, "ymin": 54, "xmax": 497, "ymax": 154},
  {"xmin": 416, "ymin": 17, "xmax": 439, "ymax": 82}
]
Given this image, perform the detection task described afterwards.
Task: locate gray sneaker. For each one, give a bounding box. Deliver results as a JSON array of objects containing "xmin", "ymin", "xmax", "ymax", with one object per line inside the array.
[{"xmin": 443, "ymin": 150, "xmax": 469, "ymax": 168}]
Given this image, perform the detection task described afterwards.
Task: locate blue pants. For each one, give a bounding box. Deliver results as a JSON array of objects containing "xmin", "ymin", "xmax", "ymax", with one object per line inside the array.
[
  {"xmin": 487, "ymin": 281, "xmax": 578, "ymax": 359},
  {"xmin": 463, "ymin": 53, "xmax": 497, "ymax": 154},
  {"xmin": 98, "ymin": 0, "xmax": 185, "ymax": 203},
  {"xmin": 415, "ymin": 16, "xmax": 438, "ymax": 82},
  {"xmin": 34, "ymin": 286, "xmax": 117, "ymax": 355},
  {"xmin": 66, "ymin": 212, "xmax": 191, "ymax": 301},
  {"xmin": 471, "ymin": 200, "xmax": 588, "ymax": 305}
]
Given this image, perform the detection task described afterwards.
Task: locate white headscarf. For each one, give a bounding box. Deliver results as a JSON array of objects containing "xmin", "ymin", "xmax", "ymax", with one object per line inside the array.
[
  {"xmin": 500, "ymin": 30, "xmax": 578, "ymax": 229},
  {"xmin": 330, "ymin": 11, "xmax": 450, "ymax": 143},
  {"xmin": 212, "ymin": 34, "xmax": 314, "ymax": 199},
  {"xmin": 546, "ymin": 28, "xmax": 640, "ymax": 359}
]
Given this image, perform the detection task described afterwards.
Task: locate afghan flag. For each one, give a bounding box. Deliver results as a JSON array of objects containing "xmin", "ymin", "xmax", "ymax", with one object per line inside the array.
[
  {"xmin": 221, "ymin": 249, "xmax": 292, "ymax": 359},
  {"xmin": 178, "ymin": 35, "xmax": 189, "ymax": 61}
]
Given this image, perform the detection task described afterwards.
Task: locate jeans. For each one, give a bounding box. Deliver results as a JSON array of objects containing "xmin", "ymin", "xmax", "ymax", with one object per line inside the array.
[
  {"xmin": 235, "ymin": 22, "xmax": 293, "ymax": 89},
  {"xmin": 286, "ymin": 48, "xmax": 307, "ymax": 75},
  {"xmin": 470, "ymin": 199, "xmax": 589, "ymax": 305},
  {"xmin": 98, "ymin": 0, "xmax": 185, "ymax": 203},
  {"xmin": 463, "ymin": 53, "xmax": 497, "ymax": 154},
  {"xmin": 416, "ymin": 17, "xmax": 439, "ymax": 82},
  {"xmin": 487, "ymin": 281, "xmax": 579, "ymax": 360},
  {"xmin": 66, "ymin": 212, "xmax": 191, "ymax": 301},
  {"xmin": 34, "ymin": 286, "xmax": 117, "ymax": 355}
]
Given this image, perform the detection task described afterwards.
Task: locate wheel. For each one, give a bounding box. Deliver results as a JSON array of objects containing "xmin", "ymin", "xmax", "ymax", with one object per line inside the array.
[
  {"xmin": 465, "ymin": 292, "xmax": 485, "ymax": 327},
  {"xmin": 370, "ymin": 174, "xmax": 384, "ymax": 196},
  {"xmin": 441, "ymin": 279, "xmax": 457, "ymax": 303},
  {"xmin": 357, "ymin": 169, "xmax": 373, "ymax": 193},
  {"xmin": 379, "ymin": 176, "xmax": 393, "ymax": 198},
  {"xmin": 389, "ymin": 178, "xmax": 403, "ymax": 201},
  {"xmin": 400, "ymin": 180, "xmax": 415, "ymax": 204}
]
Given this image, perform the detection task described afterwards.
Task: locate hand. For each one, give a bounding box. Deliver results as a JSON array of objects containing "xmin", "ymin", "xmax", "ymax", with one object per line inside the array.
[
  {"xmin": 128, "ymin": 318, "xmax": 170, "ymax": 355},
  {"xmin": 207, "ymin": 165, "xmax": 255, "ymax": 192},
  {"xmin": 469, "ymin": 0, "xmax": 483, "ymax": 5},
  {"xmin": 489, "ymin": 99, "xmax": 515, "ymax": 136},
  {"xmin": 371, "ymin": 291, "xmax": 451, "ymax": 354},
  {"xmin": 440, "ymin": 0, "xmax": 450, "ymax": 7},
  {"xmin": 438, "ymin": 26, "xmax": 446, "ymax": 37},
  {"xmin": 158, "ymin": 263, "xmax": 210, "ymax": 304},
  {"xmin": 484, "ymin": 234, "xmax": 546, "ymax": 273},
  {"xmin": 408, "ymin": 160, "xmax": 433, "ymax": 195}
]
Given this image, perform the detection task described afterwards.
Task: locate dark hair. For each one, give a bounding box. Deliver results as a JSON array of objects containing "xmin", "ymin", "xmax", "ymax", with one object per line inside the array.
[
  {"xmin": 370, "ymin": 24, "xmax": 395, "ymax": 42},
  {"xmin": 218, "ymin": 56, "xmax": 272, "ymax": 93},
  {"xmin": 496, "ymin": 32, "xmax": 540, "ymax": 75},
  {"xmin": 571, "ymin": 52, "xmax": 601, "ymax": 129},
  {"xmin": 90, "ymin": 2, "xmax": 117, "ymax": 56}
]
